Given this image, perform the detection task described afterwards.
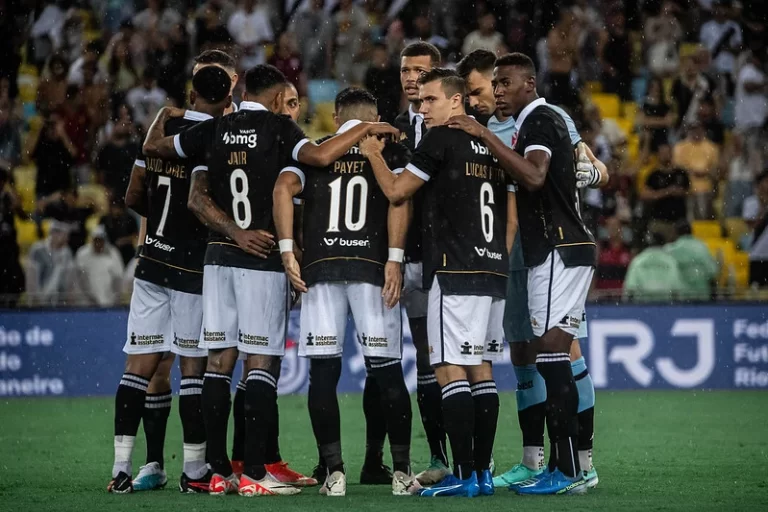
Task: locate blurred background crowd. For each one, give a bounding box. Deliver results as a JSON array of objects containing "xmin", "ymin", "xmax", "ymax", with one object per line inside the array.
[{"xmin": 0, "ymin": 0, "xmax": 767, "ymax": 308}]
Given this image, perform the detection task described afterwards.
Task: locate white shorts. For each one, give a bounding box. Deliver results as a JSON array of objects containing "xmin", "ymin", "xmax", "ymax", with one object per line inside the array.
[
  {"xmin": 124, "ymin": 278, "xmax": 205, "ymax": 357},
  {"xmin": 528, "ymin": 251, "xmax": 593, "ymax": 338},
  {"xmin": 576, "ymin": 315, "xmax": 588, "ymax": 340},
  {"xmin": 401, "ymin": 262, "xmax": 428, "ymax": 319},
  {"xmin": 427, "ymin": 277, "xmax": 505, "ymax": 366},
  {"xmin": 200, "ymin": 265, "xmax": 290, "ymax": 356},
  {"xmin": 299, "ymin": 281, "xmax": 403, "ymax": 359}
]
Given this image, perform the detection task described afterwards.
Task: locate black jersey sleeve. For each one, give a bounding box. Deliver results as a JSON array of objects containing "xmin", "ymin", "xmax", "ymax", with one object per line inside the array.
[
  {"xmin": 382, "ymin": 141, "xmax": 411, "ymax": 174},
  {"xmin": 278, "ymin": 116, "xmax": 310, "ymax": 164},
  {"xmin": 175, "ymin": 118, "xmax": 216, "ymax": 163},
  {"xmin": 405, "ymin": 127, "xmax": 447, "ymax": 181},
  {"xmin": 518, "ymin": 111, "xmax": 560, "ymax": 159}
]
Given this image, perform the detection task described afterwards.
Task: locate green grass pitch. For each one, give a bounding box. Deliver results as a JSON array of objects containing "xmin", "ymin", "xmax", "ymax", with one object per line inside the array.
[{"xmin": 1, "ymin": 391, "xmax": 767, "ymax": 511}]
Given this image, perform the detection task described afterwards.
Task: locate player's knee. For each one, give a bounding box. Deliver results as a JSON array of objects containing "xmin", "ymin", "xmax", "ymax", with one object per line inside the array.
[
  {"xmin": 124, "ymin": 352, "xmax": 164, "ymax": 379},
  {"xmin": 245, "ymin": 354, "xmax": 279, "ymax": 376},
  {"xmin": 572, "ymin": 357, "xmax": 595, "ymax": 412},
  {"xmin": 466, "ymin": 362, "xmax": 493, "ymax": 385},
  {"xmin": 205, "ymin": 348, "xmax": 238, "ymax": 375},
  {"xmin": 570, "ymin": 339, "xmax": 583, "ymax": 361},
  {"xmin": 309, "ymin": 357, "xmax": 342, "ymax": 393},
  {"xmin": 535, "ymin": 328, "xmax": 574, "ymax": 354},
  {"xmin": 179, "ymin": 355, "xmax": 206, "ymax": 377},
  {"xmin": 433, "ymin": 363, "xmax": 468, "ymax": 387},
  {"xmin": 510, "ymin": 343, "xmax": 536, "ymax": 366},
  {"xmin": 366, "ymin": 359, "xmax": 408, "ymax": 396}
]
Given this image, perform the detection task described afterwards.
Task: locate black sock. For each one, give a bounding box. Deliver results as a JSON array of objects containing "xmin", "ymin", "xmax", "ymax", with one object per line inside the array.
[
  {"xmin": 231, "ymin": 381, "xmax": 246, "ymax": 462},
  {"xmin": 536, "ymin": 353, "xmax": 580, "ymax": 478},
  {"xmin": 308, "ymin": 358, "xmax": 343, "ymax": 473},
  {"xmin": 471, "ymin": 380, "xmax": 499, "ymax": 473},
  {"xmin": 417, "ymin": 370, "xmax": 447, "ymax": 466},
  {"xmin": 441, "ymin": 380, "xmax": 474, "ymax": 479},
  {"xmin": 265, "ymin": 389, "xmax": 281, "ymax": 465},
  {"xmin": 244, "ymin": 369, "xmax": 278, "ymax": 480},
  {"xmin": 143, "ymin": 390, "xmax": 172, "ymax": 467},
  {"xmin": 115, "ymin": 373, "xmax": 149, "ymax": 437},
  {"xmin": 368, "ymin": 359, "xmax": 412, "ymax": 474},
  {"xmin": 179, "ymin": 377, "xmax": 206, "ymax": 445},
  {"xmin": 202, "ymin": 372, "xmax": 233, "ymax": 476},
  {"xmin": 362, "ymin": 374, "xmax": 387, "ymax": 468}
]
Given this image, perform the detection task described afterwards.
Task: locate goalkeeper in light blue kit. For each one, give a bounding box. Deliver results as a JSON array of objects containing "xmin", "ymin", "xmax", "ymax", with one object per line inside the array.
[{"xmin": 451, "ymin": 50, "xmax": 608, "ymax": 493}]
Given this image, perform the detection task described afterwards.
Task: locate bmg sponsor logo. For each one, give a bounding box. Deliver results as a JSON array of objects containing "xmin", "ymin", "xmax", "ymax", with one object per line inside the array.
[{"xmin": 223, "ymin": 131, "xmax": 258, "ymax": 148}]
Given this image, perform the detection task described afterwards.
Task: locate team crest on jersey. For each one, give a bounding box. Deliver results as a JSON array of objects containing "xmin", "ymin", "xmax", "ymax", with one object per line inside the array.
[{"xmin": 510, "ymin": 132, "xmax": 519, "ymax": 150}]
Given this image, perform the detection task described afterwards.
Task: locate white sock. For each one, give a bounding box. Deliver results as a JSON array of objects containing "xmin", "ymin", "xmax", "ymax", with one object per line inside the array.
[
  {"xmin": 113, "ymin": 435, "xmax": 135, "ymax": 477},
  {"xmin": 522, "ymin": 446, "xmax": 545, "ymax": 471},
  {"xmin": 579, "ymin": 449, "xmax": 592, "ymax": 473},
  {"xmin": 183, "ymin": 443, "xmax": 208, "ymax": 479}
]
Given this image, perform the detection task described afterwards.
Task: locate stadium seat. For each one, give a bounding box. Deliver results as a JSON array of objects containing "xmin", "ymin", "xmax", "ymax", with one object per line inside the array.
[
  {"xmin": 616, "ymin": 117, "xmax": 634, "ymax": 137},
  {"xmin": 15, "ymin": 218, "xmax": 39, "ymax": 253},
  {"xmin": 725, "ymin": 217, "xmax": 751, "ymax": 249},
  {"xmin": 704, "ymin": 238, "xmax": 736, "ymax": 264},
  {"xmin": 591, "ymin": 93, "xmax": 621, "ymax": 119},
  {"xmin": 692, "ymin": 220, "xmax": 722, "ymax": 239},
  {"xmin": 585, "ymin": 81, "xmax": 602, "ymax": 93},
  {"xmin": 622, "ymin": 102, "xmax": 638, "ymax": 122}
]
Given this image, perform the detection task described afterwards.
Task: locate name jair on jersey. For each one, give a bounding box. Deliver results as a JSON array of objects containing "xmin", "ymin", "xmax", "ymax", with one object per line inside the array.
[
  {"xmin": 145, "ymin": 157, "xmax": 187, "ymax": 179},
  {"xmin": 227, "ymin": 151, "xmax": 248, "ymax": 166}
]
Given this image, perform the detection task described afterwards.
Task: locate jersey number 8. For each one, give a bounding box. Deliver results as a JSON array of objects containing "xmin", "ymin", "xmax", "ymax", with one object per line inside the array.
[
  {"xmin": 230, "ymin": 168, "xmax": 252, "ymax": 228},
  {"xmin": 327, "ymin": 175, "xmax": 368, "ymax": 232}
]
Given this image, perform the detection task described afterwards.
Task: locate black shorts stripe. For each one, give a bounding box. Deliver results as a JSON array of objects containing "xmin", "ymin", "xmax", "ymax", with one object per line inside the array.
[
  {"xmin": 439, "ymin": 287, "xmax": 445, "ymax": 363},
  {"xmin": 544, "ymin": 254, "xmax": 555, "ymax": 332}
]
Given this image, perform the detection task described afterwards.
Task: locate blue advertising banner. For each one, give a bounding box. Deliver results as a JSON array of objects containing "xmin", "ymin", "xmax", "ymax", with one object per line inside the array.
[{"xmin": 1, "ymin": 304, "xmax": 767, "ymax": 397}]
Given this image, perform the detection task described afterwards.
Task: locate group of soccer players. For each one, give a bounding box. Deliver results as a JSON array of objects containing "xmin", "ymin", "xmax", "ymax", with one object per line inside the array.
[{"xmin": 108, "ymin": 40, "xmax": 608, "ymax": 498}]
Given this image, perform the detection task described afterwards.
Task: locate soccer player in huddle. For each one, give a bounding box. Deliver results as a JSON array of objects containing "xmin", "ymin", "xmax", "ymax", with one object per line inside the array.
[
  {"xmin": 392, "ymin": 41, "xmax": 452, "ymax": 485},
  {"xmin": 452, "ymin": 49, "xmax": 605, "ymax": 491},
  {"xmin": 142, "ymin": 64, "xmax": 397, "ymax": 496},
  {"xmin": 360, "ymin": 68, "xmax": 513, "ymax": 497},
  {"xmin": 108, "ymin": 66, "xmax": 233, "ymax": 494},
  {"xmin": 274, "ymin": 87, "xmax": 420, "ymax": 497}
]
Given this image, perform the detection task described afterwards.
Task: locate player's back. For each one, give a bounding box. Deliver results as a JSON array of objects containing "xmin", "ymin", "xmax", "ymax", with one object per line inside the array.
[
  {"xmin": 513, "ymin": 104, "xmax": 595, "ymax": 268},
  {"xmin": 412, "ymin": 125, "xmax": 510, "ymax": 298},
  {"xmin": 301, "ymin": 134, "xmax": 410, "ymax": 287},
  {"xmin": 136, "ymin": 113, "xmax": 209, "ymax": 293}
]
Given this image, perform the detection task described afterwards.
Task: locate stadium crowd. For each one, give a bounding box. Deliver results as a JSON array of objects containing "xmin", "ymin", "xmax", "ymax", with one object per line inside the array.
[{"xmin": 0, "ymin": 0, "xmax": 767, "ymax": 307}]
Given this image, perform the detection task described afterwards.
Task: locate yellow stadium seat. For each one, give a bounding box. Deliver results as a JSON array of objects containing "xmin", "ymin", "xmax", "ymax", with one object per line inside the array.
[
  {"xmin": 591, "ymin": 93, "xmax": 621, "ymax": 119},
  {"xmin": 622, "ymin": 102, "xmax": 638, "ymax": 121},
  {"xmin": 78, "ymin": 183, "xmax": 109, "ymax": 215},
  {"xmin": 15, "ymin": 219, "xmax": 39, "ymax": 252},
  {"xmin": 692, "ymin": 220, "xmax": 721, "ymax": 239},
  {"xmin": 725, "ymin": 217, "xmax": 750, "ymax": 245},
  {"xmin": 731, "ymin": 251, "xmax": 750, "ymax": 271},
  {"xmin": 586, "ymin": 81, "xmax": 602, "ymax": 94},
  {"xmin": 704, "ymin": 238, "xmax": 736, "ymax": 264},
  {"xmin": 616, "ymin": 118, "xmax": 634, "ymax": 137}
]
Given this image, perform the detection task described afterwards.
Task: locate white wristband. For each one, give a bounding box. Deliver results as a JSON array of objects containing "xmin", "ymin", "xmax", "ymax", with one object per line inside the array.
[
  {"xmin": 278, "ymin": 239, "xmax": 294, "ymax": 254},
  {"xmin": 388, "ymin": 248, "xmax": 404, "ymax": 263}
]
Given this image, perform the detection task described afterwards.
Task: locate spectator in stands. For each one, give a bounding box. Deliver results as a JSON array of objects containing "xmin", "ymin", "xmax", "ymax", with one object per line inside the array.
[
  {"xmin": 0, "ymin": 167, "xmax": 25, "ymax": 307},
  {"xmin": 734, "ymin": 50, "xmax": 767, "ymax": 159},
  {"xmin": 673, "ymin": 120, "xmax": 720, "ymax": 219},
  {"xmin": 28, "ymin": 2, "xmax": 66, "ymax": 71},
  {"xmin": 28, "ymin": 112, "xmax": 77, "ymax": 201},
  {"xmin": 0, "ymin": 98, "xmax": 22, "ymax": 170},
  {"xmin": 331, "ymin": 0, "xmax": 369, "ymax": 85},
  {"xmin": 152, "ymin": 23, "xmax": 190, "ymax": 108},
  {"xmin": 364, "ymin": 42, "xmax": 401, "ymax": 123},
  {"xmin": 637, "ymin": 76, "xmax": 675, "ymax": 154},
  {"xmin": 698, "ymin": 97, "xmax": 725, "ymax": 145},
  {"xmin": 100, "ymin": 196, "xmax": 138, "ymax": 266},
  {"xmin": 40, "ymin": 186, "xmax": 96, "ymax": 255},
  {"xmin": 403, "ymin": 8, "xmax": 449, "ymax": 58},
  {"xmin": 462, "ymin": 12, "xmax": 504, "ymax": 57},
  {"xmin": 544, "ymin": 8, "xmax": 581, "ymax": 113},
  {"xmin": 599, "ymin": 5, "xmax": 633, "ymax": 102},
  {"xmin": 81, "ymin": 62, "xmax": 110, "ymax": 131},
  {"xmin": 195, "ymin": 0, "xmax": 235, "ymax": 50},
  {"xmin": 133, "ymin": 0, "xmax": 183, "ymax": 37},
  {"xmin": 67, "ymin": 40, "xmax": 106, "ymax": 87},
  {"xmin": 596, "ymin": 216, "xmax": 632, "ymax": 292},
  {"xmin": 228, "ymin": 0, "xmax": 274, "ymax": 70},
  {"xmin": 96, "ymin": 104, "xmax": 141, "ymax": 203},
  {"xmin": 268, "ymin": 32, "xmax": 307, "ymax": 98},
  {"xmin": 289, "ymin": 0, "xmax": 333, "ymax": 78},
  {"xmin": 645, "ymin": 1, "xmax": 684, "ymax": 78},
  {"xmin": 126, "ymin": 68, "xmax": 168, "ymax": 129},
  {"xmin": 107, "ymin": 38, "xmax": 139, "ymax": 98},
  {"xmin": 57, "ymin": 84, "xmax": 92, "ymax": 184},
  {"xmin": 699, "ymin": 0, "xmax": 743, "ymax": 94},
  {"xmin": 584, "ymin": 102, "xmax": 627, "ymax": 152},
  {"xmin": 745, "ymin": 170, "xmax": 768, "ymax": 287},
  {"xmin": 724, "ymin": 133, "xmax": 754, "ymax": 218},
  {"xmin": 36, "ymin": 53, "xmax": 69, "ymax": 115},
  {"xmin": 671, "ymin": 53, "xmax": 720, "ymax": 131},
  {"xmin": 623, "ymin": 232, "xmax": 686, "ymax": 302},
  {"xmin": 75, "ymin": 224, "xmax": 124, "ymax": 307},
  {"xmin": 642, "ymin": 144, "xmax": 691, "ymax": 243},
  {"xmin": 665, "ymin": 222, "xmax": 719, "ymax": 301},
  {"xmin": 25, "ymin": 220, "xmax": 75, "ymax": 306}
]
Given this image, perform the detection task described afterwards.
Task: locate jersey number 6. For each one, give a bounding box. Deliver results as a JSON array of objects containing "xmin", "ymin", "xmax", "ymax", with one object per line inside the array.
[{"xmin": 480, "ymin": 182, "xmax": 495, "ymax": 243}]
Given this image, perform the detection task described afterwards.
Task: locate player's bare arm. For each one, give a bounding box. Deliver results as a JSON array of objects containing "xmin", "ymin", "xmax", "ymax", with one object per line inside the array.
[
  {"xmin": 506, "ymin": 191, "xmax": 519, "ymax": 255},
  {"xmin": 141, "ymin": 106, "xmax": 187, "ymax": 159},
  {"xmin": 124, "ymin": 162, "xmax": 148, "ymax": 217},
  {"xmin": 272, "ymin": 171, "xmax": 306, "ymax": 292},
  {"xmin": 383, "ymin": 200, "xmax": 409, "ymax": 309},
  {"xmin": 297, "ymin": 122, "xmax": 399, "ymax": 168},
  {"xmin": 187, "ymin": 170, "xmax": 274, "ymax": 258},
  {"xmin": 360, "ymin": 136, "xmax": 424, "ymax": 205}
]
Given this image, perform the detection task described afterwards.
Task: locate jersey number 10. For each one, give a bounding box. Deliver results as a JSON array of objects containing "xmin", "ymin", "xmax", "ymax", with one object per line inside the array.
[{"xmin": 327, "ymin": 176, "xmax": 368, "ymax": 232}]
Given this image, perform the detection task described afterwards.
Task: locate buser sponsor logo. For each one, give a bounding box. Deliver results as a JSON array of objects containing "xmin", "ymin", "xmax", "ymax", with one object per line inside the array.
[
  {"xmin": 323, "ymin": 237, "xmax": 370, "ymax": 247},
  {"xmin": 222, "ymin": 131, "xmax": 258, "ymax": 148},
  {"xmin": 474, "ymin": 246, "xmax": 502, "ymax": 260},
  {"xmin": 145, "ymin": 235, "xmax": 175, "ymax": 252}
]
